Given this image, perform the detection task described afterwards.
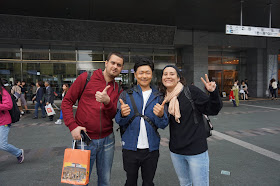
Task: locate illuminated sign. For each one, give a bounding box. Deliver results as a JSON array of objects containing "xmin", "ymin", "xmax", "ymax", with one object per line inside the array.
[{"xmin": 226, "ymin": 24, "xmax": 280, "ymax": 37}]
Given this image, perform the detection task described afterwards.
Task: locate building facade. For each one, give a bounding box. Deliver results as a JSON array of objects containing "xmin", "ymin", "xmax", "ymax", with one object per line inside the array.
[{"xmin": 0, "ymin": 14, "xmax": 279, "ymax": 98}]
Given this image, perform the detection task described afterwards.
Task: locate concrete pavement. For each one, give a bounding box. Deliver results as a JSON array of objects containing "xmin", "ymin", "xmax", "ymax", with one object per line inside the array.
[{"xmin": 0, "ymin": 98, "xmax": 280, "ymax": 185}]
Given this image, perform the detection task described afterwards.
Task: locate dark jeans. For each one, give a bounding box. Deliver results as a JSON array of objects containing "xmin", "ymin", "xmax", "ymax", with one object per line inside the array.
[
  {"xmin": 34, "ymin": 102, "xmax": 46, "ymax": 117},
  {"xmin": 122, "ymin": 149, "xmax": 159, "ymax": 186},
  {"xmin": 232, "ymin": 100, "xmax": 237, "ymax": 107},
  {"xmin": 272, "ymin": 89, "xmax": 277, "ymax": 98}
]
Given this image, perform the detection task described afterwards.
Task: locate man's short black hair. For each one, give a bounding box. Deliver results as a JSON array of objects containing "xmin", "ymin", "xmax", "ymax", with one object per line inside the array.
[
  {"xmin": 107, "ymin": 52, "xmax": 124, "ymax": 64},
  {"xmin": 134, "ymin": 57, "xmax": 154, "ymax": 72}
]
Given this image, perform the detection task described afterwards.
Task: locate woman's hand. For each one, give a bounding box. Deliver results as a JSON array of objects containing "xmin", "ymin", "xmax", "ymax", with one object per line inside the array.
[{"xmin": 201, "ymin": 74, "xmax": 216, "ymax": 92}]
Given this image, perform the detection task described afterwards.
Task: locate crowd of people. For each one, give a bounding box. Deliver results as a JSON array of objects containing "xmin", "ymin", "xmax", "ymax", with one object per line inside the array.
[
  {"xmin": 1, "ymin": 79, "xmax": 68, "ymax": 124},
  {"xmin": 229, "ymin": 79, "xmax": 249, "ymax": 107}
]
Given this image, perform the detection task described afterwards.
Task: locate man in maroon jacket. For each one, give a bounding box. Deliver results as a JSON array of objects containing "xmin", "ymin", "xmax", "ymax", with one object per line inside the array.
[{"xmin": 61, "ymin": 52, "xmax": 124, "ymax": 186}]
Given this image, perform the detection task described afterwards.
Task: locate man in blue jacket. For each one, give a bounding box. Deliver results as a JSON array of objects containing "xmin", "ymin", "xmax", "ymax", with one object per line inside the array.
[{"xmin": 115, "ymin": 58, "xmax": 168, "ymax": 186}]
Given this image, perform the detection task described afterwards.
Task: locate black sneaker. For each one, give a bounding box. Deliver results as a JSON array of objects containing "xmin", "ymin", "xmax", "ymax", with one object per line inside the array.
[
  {"xmin": 41, "ymin": 116, "xmax": 46, "ymax": 118},
  {"xmin": 17, "ymin": 149, "xmax": 24, "ymax": 164},
  {"xmin": 32, "ymin": 116, "xmax": 38, "ymax": 119}
]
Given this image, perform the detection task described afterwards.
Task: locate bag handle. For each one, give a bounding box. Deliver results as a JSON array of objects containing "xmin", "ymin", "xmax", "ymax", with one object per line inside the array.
[
  {"xmin": 72, "ymin": 138, "xmax": 85, "ymax": 151},
  {"xmin": 183, "ymin": 86, "xmax": 199, "ymax": 124}
]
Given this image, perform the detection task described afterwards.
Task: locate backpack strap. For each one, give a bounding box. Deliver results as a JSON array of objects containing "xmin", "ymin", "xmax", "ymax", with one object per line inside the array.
[
  {"xmin": 183, "ymin": 86, "xmax": 198, "ymax": 124},
  {"xmin": 125, "ymin": 89, "xmax": 160, "ymax": 138},
  {"xmin": 78, "ymin": 71, "xmax": 92, "ymax": 101}
]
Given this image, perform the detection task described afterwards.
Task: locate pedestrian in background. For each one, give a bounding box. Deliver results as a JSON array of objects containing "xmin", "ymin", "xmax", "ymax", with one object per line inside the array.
[
  {"xmin": 44, "ymin": 81, "xmax": 55, "ymax": 121},
  {"xmin": 20, "ymin": 81, "xmax": 30, "ymax": 114},
  {"xmin": 31, "ymin": 82, "xmax": 37, "ymax": 105},
  {"xmin": 229, "ymin": 89, "xmax": 237, "ymax": 107},
  {"xmin": 32, "ymin": 81, "xmax": 46, "ymax": 119},
  {"xmin": 232, "ymin": 80, "xmax": 239, "ymax": 106},
  {"xmin": 11, "ymin": 81, "xmax": 24, "ymax": 115},
  {"xmin": 160, "ymin": 65, "xmax": 222, "ymax": 186},
  {"xmin": 0, "ymin": 78, "xmax": 24, "ymax": 164},
  {"xmin": 271, "ymin": 78, "xmax": 278, "ymax": 100},
  {"xmin": 55, "ymin": 83, "xmax": 69, "ymax": 125},
  {"xmin": 240, "ymin": 80, "xmax": 248, "ymax": 100}
]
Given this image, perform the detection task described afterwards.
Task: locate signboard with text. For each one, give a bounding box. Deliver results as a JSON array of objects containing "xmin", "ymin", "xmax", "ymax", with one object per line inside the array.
[{"xmin": 226, "ymin": 24, "xmax": 280, "ymax": 38}]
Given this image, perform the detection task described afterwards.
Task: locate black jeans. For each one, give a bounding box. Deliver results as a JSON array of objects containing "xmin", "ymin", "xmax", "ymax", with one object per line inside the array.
[
  {"xmin": 122, "ymin": 149, "xmax": 159, "ymax": 186},
  {"xmin": 272, "ymin": 89, "xmax": 277, "ymax": 98}
]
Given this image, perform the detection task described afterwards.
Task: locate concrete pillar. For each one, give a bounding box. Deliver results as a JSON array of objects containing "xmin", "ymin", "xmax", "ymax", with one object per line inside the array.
[
  {"xmin": 182, "ymin": 31, "xmax": 208, "ymax": 91},
  {"xmin": 265, "ymin": 47, "xmax": 278, "ymax": 96},
  {"xmin": 246, "ymin": 49, "xmax": 264, "ymax": 97}
]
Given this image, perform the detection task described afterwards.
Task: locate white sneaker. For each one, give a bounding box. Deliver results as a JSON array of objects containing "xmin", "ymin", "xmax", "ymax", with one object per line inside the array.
[
  {"xmin": 55, "ymin": 119, "xmax": 62, "ymax": 125},
  {"xmin": 20, "ymin": 111, "xmax": 25, "ymax": 115}
]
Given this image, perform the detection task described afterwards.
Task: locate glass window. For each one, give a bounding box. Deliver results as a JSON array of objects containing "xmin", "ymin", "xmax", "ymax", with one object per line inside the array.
[
  {"xmin": 222, "ymin": 57, "xmax": 239, "ymax": 65},
  {"xmin": 0, "ymin": 62, "xmax": 19, "ymax": 84},
  {"xmin": 0, "ymin": 48, "xmax": 20, "ymax": 60},
  {"xmin": 22, "ymin": 49, "xmax": 49, "ymax": 60},
  {"xmin": 50, "ymin": 50, "xmax": 76, "ymax": 61},
  {"xmin": 208, "ymin": 57, "xmax": 222, "ymax": 65},
  {"xmin": 78, "ymin": 50, "xmax": 103, "ymax": 62}
]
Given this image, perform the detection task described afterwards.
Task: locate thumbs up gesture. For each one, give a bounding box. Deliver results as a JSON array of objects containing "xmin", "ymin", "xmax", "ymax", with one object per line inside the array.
[
  {"xmin": 95, "ymin": 85, "xmax": 111, "ymax": 105},
  {"xmin": 153, "ymin": 100, "xmax": 166, "ymax": 118},
  {"xmin": 119, "ymin": 99, "xmax": 131, "ymax": 117}
]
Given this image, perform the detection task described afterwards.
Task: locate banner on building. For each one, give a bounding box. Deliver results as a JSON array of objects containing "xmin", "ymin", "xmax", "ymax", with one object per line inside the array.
[{"xmin": 226, "ymin": 24, "xmax": 280, "ymax": 38}]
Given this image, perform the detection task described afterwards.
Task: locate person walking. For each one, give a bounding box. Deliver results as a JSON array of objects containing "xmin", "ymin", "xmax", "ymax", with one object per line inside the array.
[
  {"xmin": 61, "ymin": 52, "xmax": 124, "ymax": 186},
  {"xmin": 55, "ymin": 83, "xmax": 69, "ymax": 125},
  {"xmin": 271, "ymin": 78, "xmax": 278, "ymax": 100},
  {"xmin": 0, "ymin": 78, "xmax": 24, "ymax": 164},
  {"xmin": 31, "ymin": 82, "xmax": 37, "ymax": 105},
  {"xmin": 232, "ymin": 80, "xmax": 239, "ymax": 106},
  {"xmin": 229, "ymin": 89, "xmax": 237, "ymax": 107},
  {"xmin": 11, "ymin": 81, "xmax": 24, "ymax": 115},
  {"xmin": 160, "ymin": 65, "xmax": 222, "ymax": 186},
  {"xmin": 20, "ymin": 81, "xmax": 30, "ymax": 113},
  {"xmin": 32, "ymin": 81, "xmax": 46, "ymax": 119},
  {"xmin": 44, "ymin": 81, "xmax": 55, "ymax": 121},
  {"xmin": 115, "ymin": 58, "xmax": 169, "ymax": 186}
]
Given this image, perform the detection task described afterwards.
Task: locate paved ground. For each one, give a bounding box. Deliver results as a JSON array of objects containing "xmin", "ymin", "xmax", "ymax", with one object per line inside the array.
[{"xmin": 0, "ymin": 98, "xmax": 280, "ymax": 186}]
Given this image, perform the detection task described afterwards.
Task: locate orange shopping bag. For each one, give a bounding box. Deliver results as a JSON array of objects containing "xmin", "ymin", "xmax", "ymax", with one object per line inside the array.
[{"xmin": 61, "ymin": 140, "xmax": 91, "ymax": 185}]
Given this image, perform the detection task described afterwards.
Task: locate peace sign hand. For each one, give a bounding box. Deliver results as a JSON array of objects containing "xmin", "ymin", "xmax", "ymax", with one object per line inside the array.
[{"xmin": 201, "ymin": 74, "xmax": 216, "ymax": 92}]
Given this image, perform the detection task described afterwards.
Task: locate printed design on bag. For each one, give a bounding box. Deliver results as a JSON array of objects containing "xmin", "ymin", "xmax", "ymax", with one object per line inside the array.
[
  {"xmin": 62, "ymin": 162, "xmax": 89, "ymax": 183},
  {"xmin": 46, "ymin": 108, "xmax": 52, "ymax": 113}
]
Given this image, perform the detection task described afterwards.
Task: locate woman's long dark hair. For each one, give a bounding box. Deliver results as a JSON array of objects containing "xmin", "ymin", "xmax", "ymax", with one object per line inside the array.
[{"xmin": 63, "ymin": 83, "xmax": 69, "ymax": 94}]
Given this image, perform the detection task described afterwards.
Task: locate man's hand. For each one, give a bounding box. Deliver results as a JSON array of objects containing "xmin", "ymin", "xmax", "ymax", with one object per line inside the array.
[
  {"xmin": 119, "ymin": 99, "xmax": 131, "ymax": 117},
  {"xmin": 71, "ymin": 126, "xmax": 87, "ymax": 140},
  {"xmin": 46, "ymin": 102, "xmax": 49, "ymax": 105},
  {"xmin": 95, "ymin": 85, "xmax": 111, "ymax": 105},
  {"xmin": 201, "ymin": 74, "xmax": 216, "ymax": 92},
  {"xmin": 153, "ymin": 100, "xmax": 166, "ymax": 117}
]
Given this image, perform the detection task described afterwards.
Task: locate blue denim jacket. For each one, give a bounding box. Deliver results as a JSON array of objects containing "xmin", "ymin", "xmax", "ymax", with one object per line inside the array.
[{"xmin": 115, "ymin": 85, "xmax": 169, "ymax": 152}]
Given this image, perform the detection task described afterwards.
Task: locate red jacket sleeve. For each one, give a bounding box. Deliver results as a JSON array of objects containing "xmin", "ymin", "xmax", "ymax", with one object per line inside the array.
[{"xmin": 61, "ymin": 72, "xmax": 87, "ymax": 132}]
